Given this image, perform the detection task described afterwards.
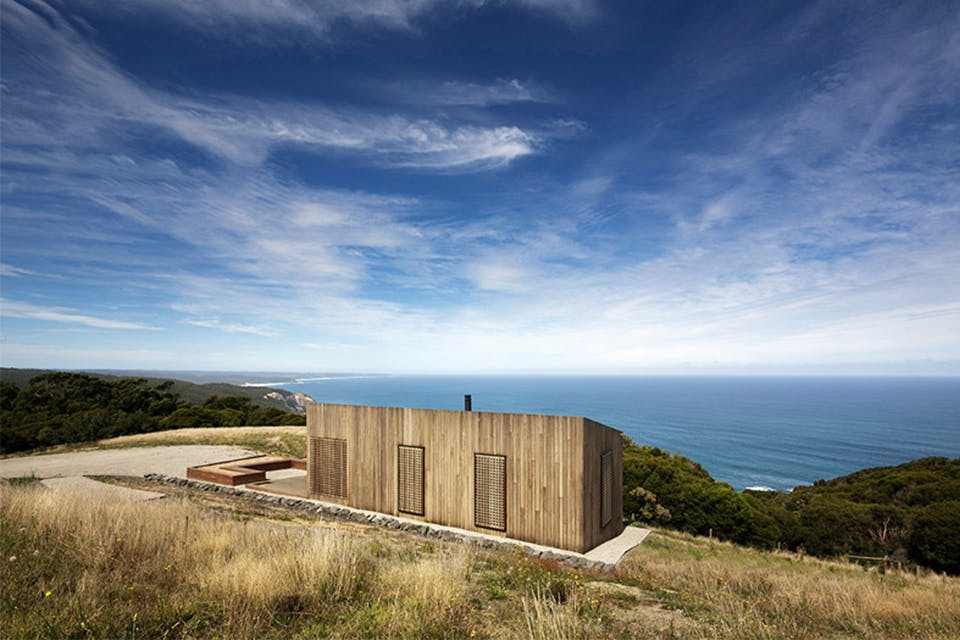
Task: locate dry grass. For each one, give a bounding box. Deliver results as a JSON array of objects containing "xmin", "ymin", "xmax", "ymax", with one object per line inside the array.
[
  {"xmin": 3, "ymin": 463, "xmax": 959, "ymax": 639},
  {"xmin": 0, "ymin": 426, "xmax": 309, "ymax": 460},
  {"xmin": 0, "ymin": 481, "xmax": 471, "ymax": 639},
  {"xmin": 620, "ymin": 530, "xmax": 960, "ymax": 639},
  {"xmin": 104, "ymin": 426, "xmax": 308, "ymax": 458},
  {"xmin": 519, "ymin": 592, "xmax": 583, "ymax": 640}
]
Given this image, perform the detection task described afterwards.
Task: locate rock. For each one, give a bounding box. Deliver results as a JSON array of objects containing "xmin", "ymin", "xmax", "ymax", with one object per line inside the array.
[{"xmin": 263, "ymin": 390, "xmax": 314, "ymax": 414}]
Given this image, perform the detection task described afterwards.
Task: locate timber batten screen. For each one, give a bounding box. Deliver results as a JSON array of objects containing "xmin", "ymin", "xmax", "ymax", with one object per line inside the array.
[
  {"xmin": 310, "ymin": 436, "xmax": 347, "ymax": 498},
  {"xmin": 600, "ymin": 449, "xmax": 613, "ymax": 527},
  {"xmin": 397, "ymin": 445, "xmax": 425, "ymax": 516},
  {"xmin": 474, "ymin": 453, "xmax": 507, "ymax": 531}
]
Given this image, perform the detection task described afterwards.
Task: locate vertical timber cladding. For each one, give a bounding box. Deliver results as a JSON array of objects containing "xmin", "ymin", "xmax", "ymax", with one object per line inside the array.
[
  {"xmin": 397, "ymin": 445, "xmax": 425, "ymax": 516},
  {"xmin": 309, "ymin": 436, "xmax": 347, "ymax": 498},
  {"xmin": 307, "ymin": 403, "xmax": 620, "ymax": 552},
  {"xmin": 581, "ymin": 418, "xmax": 625, "ymax": 551},
  {"xmin": 600, "ymin": 449, "xmax": 613, "ymax": 527},
  {"xmin": 474, "ymin": 453, "xmax": 507, "ymax": 531}
]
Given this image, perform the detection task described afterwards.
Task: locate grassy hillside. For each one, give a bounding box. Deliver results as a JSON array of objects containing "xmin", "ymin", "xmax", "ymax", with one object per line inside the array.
[{"xmin": 2, "ymin": 475, "xmax": 958, "ymax": 639}]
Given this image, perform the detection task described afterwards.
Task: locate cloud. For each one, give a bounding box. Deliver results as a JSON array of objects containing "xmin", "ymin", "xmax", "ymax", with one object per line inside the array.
[
  {"xmin": 1, "ymin": 0, "xmax": 957, "ymax": 373},
  {"xmin": 71, "ymin": 0, "xmax": 601, "ymax": 44},
  {"xmin": 186, "ymin": 318, "xmax": 278, "ymax": 337},
  {"xmin": 514, "ymin": 0, "xmax": 599, "ymax": 23},
  {"xmin": 2, "ymin": 1, "xmax": 541, "ymax": 170},
  {"xmin": 72, "ymin": 0, "xmax": 436, "ymax": 42},
  {"xmin": 389, "ymin": 125, "xmax": 536, "ymax": 168},
  {"xmin": 0, "ymin": 264, "xmax": 38, "ymax": 277},
  {"xmin": 383, "ymin": 78, "xmax": 555, "ymax": 106},
  {"xmin": 132, "ymin": 97, "xmax": 539, "ymax": 168},
  {"xmin": 463, "ymin": 258, "xmax": 531, "ymax": 293},
  {"xmin": 0, "ymin": 299, "xmax": 160, "ymax": 330}
]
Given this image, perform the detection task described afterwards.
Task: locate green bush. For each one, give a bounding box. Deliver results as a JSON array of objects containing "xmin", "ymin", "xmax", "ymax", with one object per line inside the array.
[
  {"xmin": 622, "ymin": 435, "xmax": 959, "ymax": 573},
  {"xmin": 909, "ymin": 501, "xmax": 960, "ymax": 573}
]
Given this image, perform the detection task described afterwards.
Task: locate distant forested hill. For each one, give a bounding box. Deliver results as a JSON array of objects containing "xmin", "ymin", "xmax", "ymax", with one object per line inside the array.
[
  {"xmin": 623, "ymin": 438, "xmax": 960, "ymax": 574},
  {"xmin": 1, "ymin": 368, "xmax": 310, "ymax": 413},
  {"xmin": 0, "ymin": 369, "xmax": 309, "ymax": 454}
]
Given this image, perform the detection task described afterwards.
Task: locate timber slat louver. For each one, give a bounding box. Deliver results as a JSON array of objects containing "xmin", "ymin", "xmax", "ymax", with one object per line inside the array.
[
  {"xmin": 310, "ymin": 436, "xmax": 347, "ymax": 498},
  {"xmin": 600, "ymin": 449, "xmax": 613, "ymax": 527},
  {"xmin": 474, "ymin": 453, "xmax": 506, "ymax": 531},
  {"xmin": 397, "ymin": 445, "xmax": 425, "ymax": 515}
]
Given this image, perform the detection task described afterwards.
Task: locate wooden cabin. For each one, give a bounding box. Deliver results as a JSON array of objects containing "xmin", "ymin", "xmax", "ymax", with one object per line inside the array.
[{"xmin": 307, "ymin": 403, "xmax": 624, "ymax": 553}]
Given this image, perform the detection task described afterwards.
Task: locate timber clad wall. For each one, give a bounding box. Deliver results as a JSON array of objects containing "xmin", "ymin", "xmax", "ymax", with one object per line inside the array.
[
  {"xmin": 582, "ymin": 419, "xmax": 624, "ymax": 551},
  {"xmin": 307, "ymin": 403, "xmax": 624, "ymax": 552}
]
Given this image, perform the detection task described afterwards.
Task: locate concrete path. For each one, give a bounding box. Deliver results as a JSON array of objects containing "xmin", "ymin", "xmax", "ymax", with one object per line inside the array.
[
  {"xmin": 0, "ymin": 445, "xmax": 256, "ymax": 480},
  {"xmin": 41, "ymin": 476, "xmax": 166, "ymax": 502},
  {"xmin": 584, "ymin": 525, "xmax": 651, "ymax": 564}
]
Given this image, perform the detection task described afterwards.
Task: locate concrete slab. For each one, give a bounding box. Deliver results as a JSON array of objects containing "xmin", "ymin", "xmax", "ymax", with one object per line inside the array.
[
  {"xmin": 265, "ymin": 468, "xmax": 306, "ymax": 481},
  {"xmin": 584, "ymin": 525, "xmax": 651, "ymax": 565},
  {"xmin": 0, "ymin": 445, "xmax": 256, "ymax": 480},
  {"xmin": 41, "ymin": 475, "xmax": 166, "ymax": 502},
  {"xmin": 253, "ymin": 473, "xmax": 308, "ymax": 497}
]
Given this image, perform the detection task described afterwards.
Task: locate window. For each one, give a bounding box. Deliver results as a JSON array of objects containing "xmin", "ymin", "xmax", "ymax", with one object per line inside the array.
[
  {"xmin": 474, "ymin": 453, "xmax": 506, "ymax": 531},
  {"xmin": 310, "ymin": 436, "xmax": 347, "ymax": 498},
  {"xmin": 600, "ymin": 449, "xmax": 613, "ymax": 527},
  {"xmin": 397, "ymin": 445, "xmax": 425, "ymax": 516}
]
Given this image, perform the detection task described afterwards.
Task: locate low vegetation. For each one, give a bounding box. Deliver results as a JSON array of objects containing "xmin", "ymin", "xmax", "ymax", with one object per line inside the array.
[
  {"xmin": 623, "ymin": 439, "xmax": 960, "ymax": 574},
  {"xmin": 3, "ymin": 479, "xmax": 958, "ymax": 639},
  {"xmin": 621, "ymin": 530, "xmax": 960, "ymax": 639},
  {"xmin": 0, "ymin": 372, "xmax": 305, "ymax": 454}
]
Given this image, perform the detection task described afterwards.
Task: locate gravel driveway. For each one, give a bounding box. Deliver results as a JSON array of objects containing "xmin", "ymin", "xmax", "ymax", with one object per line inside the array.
[{"xmin": 0, "ymin": 445, "xmax": 256, "ymax": 479}]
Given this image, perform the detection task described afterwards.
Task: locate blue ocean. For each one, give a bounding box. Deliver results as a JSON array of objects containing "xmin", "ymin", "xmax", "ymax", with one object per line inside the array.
[{"xmin": 273, "ymin": 375, "xmax": 960, "ymax": 492}]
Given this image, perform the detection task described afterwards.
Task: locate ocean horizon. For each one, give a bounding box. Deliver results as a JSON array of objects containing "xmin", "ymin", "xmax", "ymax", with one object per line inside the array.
[{"xmin": 248, "ymin": 374, "xmax": 960, "ymax": 493}]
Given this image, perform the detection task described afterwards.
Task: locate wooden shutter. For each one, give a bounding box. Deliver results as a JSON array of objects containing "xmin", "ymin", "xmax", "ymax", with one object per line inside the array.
[
  {"xmin": 600, "ymin": 449, "xmax": 613, "ymax": 527},
  {"xmin": 309, "ymin": 436, "xmax": 347, "ymax": 498},
  {"xmin": 397, "ymin": 445, "xmax": 425, "ymax": 516},
  {"xmin": 474, "ymin": 453, "xmax": 506, "ymax": 531}
]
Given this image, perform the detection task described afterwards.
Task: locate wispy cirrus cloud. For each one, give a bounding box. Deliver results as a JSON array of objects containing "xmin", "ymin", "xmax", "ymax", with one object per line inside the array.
[
  {"xmin": 186, "ymin": 318, "xmax": 278, "ymax": 337},
  {"xmin": 0, "ymin": 264, "xmax": 40, "ymax": 277},
  {"xmin": 73, "ymin": 0, "xmax": 439, "ymax": 42},
  {"xmin": 1, "ymin": 0, "xmax": 957, "ymax": 373},
  {"xmin": 71, "ymin": 0, "xmax": 601, "ymax": 43},
  {"xmin": 0, "ymin": 299, "xmax": 160, "ymax": 330},
  {"xmin": 1, "ymin": 0, "xmax": 543, "ymax": 170},
  {"xmin": 381, "ymin": 77, "xmax": 555, "ymax": 106}
]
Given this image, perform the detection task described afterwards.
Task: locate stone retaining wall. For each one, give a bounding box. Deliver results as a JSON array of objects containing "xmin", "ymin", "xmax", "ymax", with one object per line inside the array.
[{"xmin": 143, "ymin": 472, "xmax": 615, "ymax": 572}]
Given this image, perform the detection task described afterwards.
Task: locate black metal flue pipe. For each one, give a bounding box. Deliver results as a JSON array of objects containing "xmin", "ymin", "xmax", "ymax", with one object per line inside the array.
[{"xmin": 464, "ymin": 394, "xmax": 472, "ymax": 411}]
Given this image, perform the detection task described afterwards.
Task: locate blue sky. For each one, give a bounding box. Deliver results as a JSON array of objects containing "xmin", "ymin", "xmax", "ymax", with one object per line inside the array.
[{"xmin": 1, "ymin": 0, "xmax": 958, "ymax": 374}]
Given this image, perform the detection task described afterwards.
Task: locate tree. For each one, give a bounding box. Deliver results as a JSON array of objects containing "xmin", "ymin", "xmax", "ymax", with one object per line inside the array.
[
  {"xmin": 627, "ymin": 486, "xmax": 671, "ymax": 524},
  {"xmin": 909, "ymin": 501, "xmax": 960, "ymax": 574}
]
